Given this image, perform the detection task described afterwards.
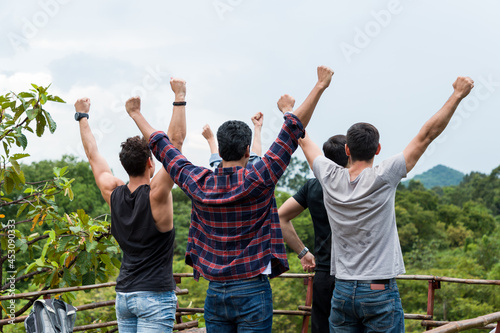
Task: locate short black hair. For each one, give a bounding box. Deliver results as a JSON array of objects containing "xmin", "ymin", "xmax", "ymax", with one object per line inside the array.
[
  {"xmin": 217, "ymin": 120, "xmax": 252, "ymax": 162},
  {"xmin": 346, "ymin": 122, "xmax": 380, "ymax": 162},
  {"xmin": 119, "ymin": 136, "xmax": 152, "ymax": 177},
  {"xmin": 323, "ymin": 135, "xmax": 348, "ymax": 167}
]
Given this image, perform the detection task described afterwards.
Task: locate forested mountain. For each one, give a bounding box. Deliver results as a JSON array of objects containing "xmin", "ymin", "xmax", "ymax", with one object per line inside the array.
[
  {"xmin": 403, "ymin": 164, "xmax": 465, "ymax": 189},
  {"xmin": 6, "ymin": 157, "xmax": 499, "ymax": 332}
]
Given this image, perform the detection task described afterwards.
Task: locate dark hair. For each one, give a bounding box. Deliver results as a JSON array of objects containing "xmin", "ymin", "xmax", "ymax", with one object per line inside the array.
[
  {"xmin": 323, "ymin": 135, "xmax": 348, "ymax": 167},
  {"xmin": 119, "ymin": 136, "xmax": 152, "ymax": 177},
  {"xmin": 346, "ymin": 122, "xmax": 380, "ymax": 162},
  {"xmin": 217, "ymin": 120, "xmax": 252, "ymax": 161}
]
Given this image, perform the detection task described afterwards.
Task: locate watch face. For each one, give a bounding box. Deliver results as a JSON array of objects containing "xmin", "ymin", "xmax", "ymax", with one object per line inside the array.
[{"xmin": 74, "ymin": 113, "xmax": 79, "ymax": 121}]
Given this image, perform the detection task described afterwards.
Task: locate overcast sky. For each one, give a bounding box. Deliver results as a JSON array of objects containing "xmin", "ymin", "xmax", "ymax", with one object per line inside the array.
[{"xmin": 1, "ymin": 0, "xmax": 499, "ymax": 181}]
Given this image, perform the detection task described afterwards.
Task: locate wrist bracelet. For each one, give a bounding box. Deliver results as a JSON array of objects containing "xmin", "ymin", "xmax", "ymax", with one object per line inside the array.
[
  {"xmin": 173, "ymin": 101, "xmax": 186, "ymax": 106},
  {"xmin": 298, "ymin": 247, "xmax": 309, "ymax": 259}
]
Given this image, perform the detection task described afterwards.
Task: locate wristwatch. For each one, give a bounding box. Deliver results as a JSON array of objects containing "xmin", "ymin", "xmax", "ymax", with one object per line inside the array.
[
  {"xmin": 74, "ymin": 112, "xmax": 89, "ymax": 121},
  {"xmin": 298, "ymin": 247, "xmax": 309, "ymax": 259}
]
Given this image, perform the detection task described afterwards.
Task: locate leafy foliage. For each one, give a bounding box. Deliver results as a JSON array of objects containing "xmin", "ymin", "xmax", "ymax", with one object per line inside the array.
[{"xmin": 0, "ymin": 85, "xmax": 119, "ymax": 325}]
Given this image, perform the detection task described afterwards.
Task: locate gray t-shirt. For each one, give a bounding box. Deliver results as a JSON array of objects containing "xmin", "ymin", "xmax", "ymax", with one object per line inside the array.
[{"xmin": 313, "ymin": 153, "xmax": 407, "ymax": 280}]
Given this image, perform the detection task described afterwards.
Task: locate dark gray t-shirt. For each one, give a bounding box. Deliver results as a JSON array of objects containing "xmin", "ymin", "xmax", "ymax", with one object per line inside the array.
[{"xmin": 313, "ymin": 153, "xmax": 407, "ymax": 280}]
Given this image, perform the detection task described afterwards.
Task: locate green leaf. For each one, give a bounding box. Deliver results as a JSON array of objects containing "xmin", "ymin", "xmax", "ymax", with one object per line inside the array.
[
  {"xmin": 18, "ymin": 92, "xmax": 35, "ymax": 99},
  {"xmin": 69, "ymin": 226, "xmax": 81, "ymax": 233},
  {"xmin": 15, "ymin": 133, "xmax": 28, "ymax": 150},
  {"xmin": 26, "ymin": 108, "xmax": 40, "ymax": 120},
  {"xmin": 44, "ymin": 110, "xmax": 57, "ymax": 133},
  {"xmin": 111, "ymin": 257, "xmax": 121, "ymax": 269},
  {"xmin": 49, "ymin": 230, "xmax": 56, "ymax": 242},
  {"xmin": 17, "ymin": 203, "xmax": 29, "ymax": 217},
  {"xmin": 86, "ymin": 240, "xmax": 98, "ymax": 252},
  {"xmin": 25, "ymin": 262, "xmax": 37, "ymax": 274},
  {"xmin": 99, "ymin": 254, "xmax": 112, "ymax": 267},
  {"xmin": 47, "ymin": 95, "xmax": 65, "ymax": 103},
  {"xmin": 4, "ymin": 176, "xmax": 14, "ymax": 194},
  {"xmin": 36, "ymin": 112, "xmax": 46, "ymax": 137},
  {"xmin": 31, "ymin": 83, "xmax": 39, "ymax": 90},
  {"xmin": 82, "ymin": 271, "xmax": 95, "ymax": 288},
  {"xmin": 40, "ymin": 93, "xmax": 47, "ymax": 105},
  {"xmin": 11, "ymin": 153, "xmax": 30, "ymax": 160},
  {"xmin": 35, "ymin": 258, "xmax": 45, "ymax": 267}
]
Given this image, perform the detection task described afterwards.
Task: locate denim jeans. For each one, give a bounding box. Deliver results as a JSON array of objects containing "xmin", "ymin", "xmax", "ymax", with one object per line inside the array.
[
  {"xmin": 204, "ymin": 275, "xmax": 273, "ymax": 333},
  {"xmin": 329, "ymin": 279, "xmax": 404, "ymax": 333},
  {"xmin": 115, "ymin": 290, "xmax": 177, "ymax": 333}
]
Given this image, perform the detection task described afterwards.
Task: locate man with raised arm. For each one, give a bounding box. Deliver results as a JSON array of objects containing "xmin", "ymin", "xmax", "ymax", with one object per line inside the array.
[
  {"xmin": 202, "ymin": 111, "xmax": 264, "ymax": 168},
  {"xmin": 75, "ymin": 78, "xmax": 187, "ymax": 333},
  {"xmin": 299, "ymin": 76, "xmax": 474, "ymax": 332},
  {"xmin": 278, "ymin": 130, "xmax": 349, "ymax": 332},
  {"xmin": 125, "ymin": 66, "xmax": 334, "ymax": 332}
]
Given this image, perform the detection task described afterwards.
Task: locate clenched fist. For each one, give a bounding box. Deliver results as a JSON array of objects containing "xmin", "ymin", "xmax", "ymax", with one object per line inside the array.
[
  {"xmin": 125, "ymin": 97, "xmax": 141, "ymax": 116},
  {"xmin": 251, "ymin": 112, "xmax": 264, "ymax": 128},
  {"xmin": 170, "ymin": 78, "xmax": 186, "ymax": 101},
  {"xmin": 277, "ymin": 94, "xmax": 295, "ymax": 113},
  {"xmin": 74, "ymin": 97, "xmax": 91, "ymax": 114},
  {"xmin": 452, "ymin": 76, "xmax": 474, "ymax": 99},
  {"xmin": 317, "ymin": 65, "xmax": 334, "ymax": 89}
]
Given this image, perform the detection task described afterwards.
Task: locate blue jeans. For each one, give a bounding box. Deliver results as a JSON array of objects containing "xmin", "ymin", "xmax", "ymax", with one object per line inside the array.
[
  {"xmin": 115, "ymin": 290, "xmax": 177, "ymax": 333},
  {"xmin": 204, "ymin": 275, "xmax": 273, "ymax": 333},
  {"xmin": 329, "ymin": 279, "xmax": 404, "ymax": 333}
]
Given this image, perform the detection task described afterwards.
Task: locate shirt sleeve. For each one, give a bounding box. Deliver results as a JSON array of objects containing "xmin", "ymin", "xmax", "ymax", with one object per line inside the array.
[
  {"xmin": 148, "ymin": 131, "xmax": 211, "ymax": 199},
  {"xmin": 313, "ymin": 155, "xmax": 341, "ymax": 187},
  {"xmin": 249, "ymin": 113, "xmax": 305, "ymax": 186},
  {"xmin": 378, "ymin": 152, "xmax": 407, "ymax": 185},
  {"xmin": 292, "ymin": 182, "xmax": 309, "ymax": 209},
  {"xmin": 209, "ymin": 153, "xmax": 222, "ymax": 168}
]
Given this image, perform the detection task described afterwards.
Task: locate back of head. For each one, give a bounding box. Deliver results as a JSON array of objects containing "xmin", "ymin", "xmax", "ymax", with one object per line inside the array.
[
  {"xmin": 346, "ymin": 122, "xmax": 379, "ymax": 162},
  {"xmin": 217, "ymin": 120, "xmax": 252, "ymax": 162},
  {"xmin": 323, "ymin": 134, "xmax": 348, "ymax": 167},
  {"xmin": 119, "ymin": 136, "xmax": 152, "ymax": 177}
]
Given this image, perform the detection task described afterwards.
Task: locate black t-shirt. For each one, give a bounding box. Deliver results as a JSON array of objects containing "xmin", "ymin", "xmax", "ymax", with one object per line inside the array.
[
  {"xmin": 110, "ymin": 184, "xmax": 176, "ymax": 292},
  {"xmin": 293, "ymin": 178, "xmax": 332, "ymax": 272}
]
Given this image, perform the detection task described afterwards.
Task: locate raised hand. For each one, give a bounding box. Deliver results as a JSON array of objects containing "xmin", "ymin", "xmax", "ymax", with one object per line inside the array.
[
  {"xmin": 170, "ymin": 77, "xmax": 186, "ymax": 101},
  {"xmin": 277, "ymin": 94, "xmax": 295, "ymax": 113},
  {"xmin": 452, "ymin": 76, "xmax": 474, "ymax": 99},
  {"xmin": 74, "ymin": 97, "xmax": 91, "ymax": 114},
  {"xmin": 316, "ymin": 65, "xmax": 334, "ymax": 89},
  {"xmin": 125, "ymin": 97, "xmax": 141, "ymax": 117},
  {"xmin": 202, "ymin": 124, "xmax": 214, "ymax": 140},
  {"xmin": 251, "ymin": 112, "xmax": 264, "ymax": 128}
]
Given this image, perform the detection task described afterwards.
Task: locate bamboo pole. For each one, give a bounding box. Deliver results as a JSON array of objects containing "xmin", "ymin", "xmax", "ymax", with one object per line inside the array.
[{"xmin": 424, "ymin": 311, "xmax": 500, "ymax": 332}]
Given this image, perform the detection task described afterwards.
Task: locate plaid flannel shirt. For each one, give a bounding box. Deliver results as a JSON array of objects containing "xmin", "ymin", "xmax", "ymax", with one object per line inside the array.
[{"xmin": 148, "ymin": 113, "xmax": 305, "ymax": 281}]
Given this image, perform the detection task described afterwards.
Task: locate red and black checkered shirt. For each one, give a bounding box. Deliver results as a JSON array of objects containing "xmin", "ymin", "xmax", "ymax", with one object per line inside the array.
[{"xmin": 148, "ymin": 113, "xmax": 305, "ymax": 282}]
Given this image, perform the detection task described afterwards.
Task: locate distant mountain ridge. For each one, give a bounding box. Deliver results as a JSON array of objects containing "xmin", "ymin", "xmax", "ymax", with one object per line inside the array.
[{"xmin": 403, "ymin": 164, "xmax": 464, "ymax": 189}]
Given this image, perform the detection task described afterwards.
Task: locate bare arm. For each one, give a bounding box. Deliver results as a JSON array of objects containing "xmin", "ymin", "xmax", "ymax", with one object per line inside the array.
[
  {"xmin": 126, "ymin": 97, "xmax": 157, "ymax": 140},
  {"xmin": 75, "ymin": 98, "xmax": 124, "ymax": 205},
  {"xmin": 277, "ymin": 96, "xmax": 323, "ymax": 170},
  {"xmin": 279, "ymin": 197, "xmax": 316, "ymax": 272},
  {"xmin": 202, "ymin": 124, "xmax": 218, "ymax": 155},
  {"xmin": 299, "ymin": 132, "xmax": 323, "ymax": 170},
  {"xmin": 250, "ymin": 112, "xmax": 263, "ymax": 156},
  {"xmin": 149, "ymin": 78, "xmax": 187, "ymax": 232},
  {"xmin": 403, "ymin": 76, "xmax": 474, "ymax": 173},
  {"xmin": 289, "ymin": 66, "xmax": 334, "ymax": 128}
]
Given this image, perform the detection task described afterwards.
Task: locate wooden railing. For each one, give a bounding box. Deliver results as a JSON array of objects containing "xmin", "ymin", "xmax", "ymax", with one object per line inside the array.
[{"xmin": 1, "ymin": 274, "xmax": 499, "ymax": 332}]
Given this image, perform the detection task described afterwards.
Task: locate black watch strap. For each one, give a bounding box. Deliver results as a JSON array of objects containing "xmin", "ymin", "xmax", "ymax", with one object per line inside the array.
[{"xmin": 75, "ymin": 112, "xmax": 89, "ymax": 121}]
